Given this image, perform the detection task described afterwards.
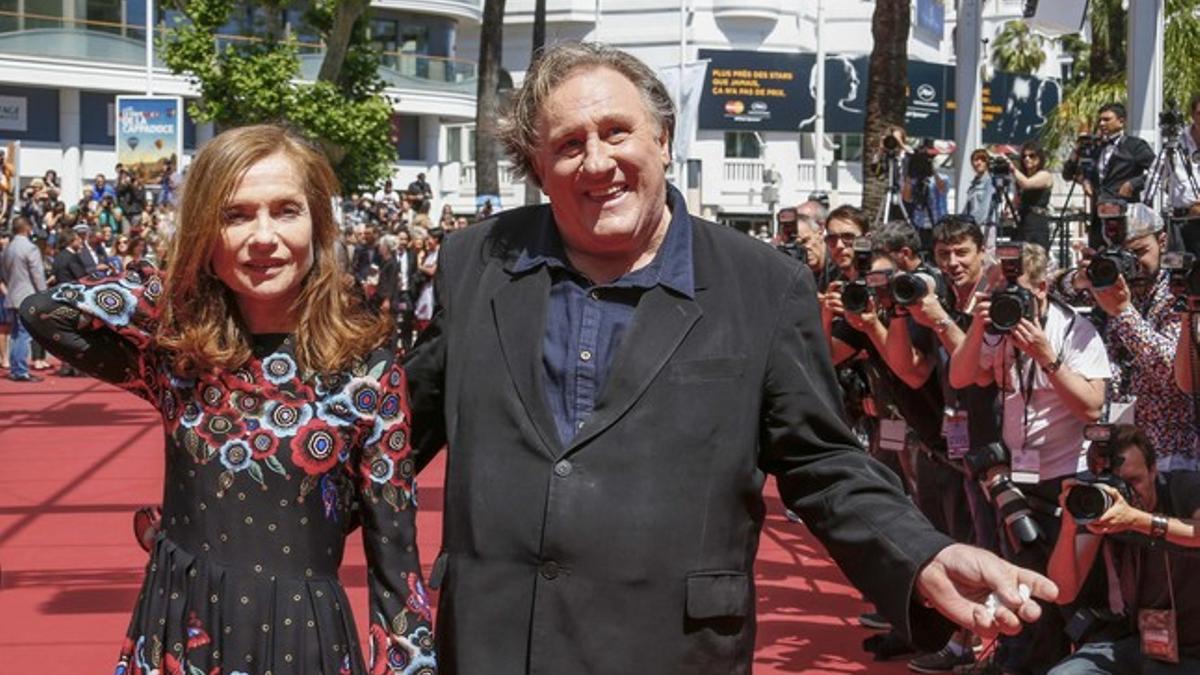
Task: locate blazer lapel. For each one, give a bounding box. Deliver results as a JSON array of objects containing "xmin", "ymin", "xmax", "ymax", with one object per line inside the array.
[
  {"xmin": 564, "ymin": 285, "xmax": 701, "ymax": 456},
  {"xmin": 492, "ymin": 267, "xmax": 563, "ymax": 459}
]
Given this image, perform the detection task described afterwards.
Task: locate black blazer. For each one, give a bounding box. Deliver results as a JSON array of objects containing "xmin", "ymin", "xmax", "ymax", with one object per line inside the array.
[
  {"xmin": 51, "ymin": 249, "xmax": 87, "ymax": 284},
  {"xmin": 405, "ymin": 206, "xmax": 955, "ymax": 674},
  {"xmin": 1064, "ymin": 134, "xmax": 1156, "ymax": 202}
]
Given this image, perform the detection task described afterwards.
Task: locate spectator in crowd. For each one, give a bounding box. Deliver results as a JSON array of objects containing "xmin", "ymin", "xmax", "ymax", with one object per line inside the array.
[
  {"xmin": 41, "ymin": 169, "xmax": 60, "ymax": 199},
  {"xmin": 91, "ymin": 173, "xmax": 117, "ymax": 202},
  {"xmin": 961, "ymin": 148, "xmax": 996, "ymax": 231},
  {"xmin": 117, "ymin": 171, "xmax": 144, "ymax": 227},
  {"xmin": 454, "ymin": 215, "xmax": 470, "ymax": 230},
  {"xmin": 1063, "ymin": 103, "xmax": 1155, "ymax": 249},
  {"xmin": 1068, "ymin": 204, "xmax": 1197, "ymax": 471},
  {"xmin": 0, "ymin": 231, "xmax": 8, "ymax": 369},
  {"xmin": 76, "ymin": 225, "xmax": 109, "ymax": 274},
  {"xmin": 902, "ymin": 143, "xmax": 949, "ymax": 251},
  {"xmin": 374, "ymin": 178, "xmax": 403, "ymax": 211},
  {"xmin": 51, "ymin": 230, "xmax": 87, "ymax": 286},
  {"xmin": 352, "ymin": 226, "xmax": 379, "ymax": 283},
  {"xmin": 408, "ymin": 172, "xmax": 433, "ymax": 201},
  {"xmin": 1009, "ymin": 142, "xmax": 1054, "ymax": 253},
  {"xmin": 0, "ymin": 216, "xmax": 47, "ymax": 381},
  {"xmin": 1047, "ymin": 425, "xmax": 1200, "ymax": 674}
]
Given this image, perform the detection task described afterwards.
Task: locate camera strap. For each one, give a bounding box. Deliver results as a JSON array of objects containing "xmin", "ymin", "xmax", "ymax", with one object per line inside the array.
[{"xmin": 1004, "ymin": 304, "xmax": 1079, "ymax": 480}]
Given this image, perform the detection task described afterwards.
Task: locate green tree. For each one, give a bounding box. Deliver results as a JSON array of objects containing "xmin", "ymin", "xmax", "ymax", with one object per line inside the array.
[
  {"xmin": 160, "ymin": 0, "xmax": 395, "ymax": 192},
  {"xmin": 861, "ymin": 0, "xmax": 911, "ymax": 218},
  {"xmin": 991, "ymin": 20, "xmax": 1046, "ymax": 75}
]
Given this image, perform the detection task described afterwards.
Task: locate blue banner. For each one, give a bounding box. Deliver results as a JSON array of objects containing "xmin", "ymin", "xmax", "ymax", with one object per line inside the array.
[
  {"xmin": 697, "ymin": 49, "xmax": 814, "ymax": 132},
  {"xmin": 982, "ymin": 72, "xmax": 1063, "ymax": 145}
]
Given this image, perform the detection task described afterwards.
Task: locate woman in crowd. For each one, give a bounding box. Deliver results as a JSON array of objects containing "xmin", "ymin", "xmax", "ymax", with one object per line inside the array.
[
  {"xmin": 1008, "ymin": 141, "xmax": 1054, "ymax": 251},
  {"xmin": 21, "ymin": 124, "xmax": 436, "ymax": 675}
]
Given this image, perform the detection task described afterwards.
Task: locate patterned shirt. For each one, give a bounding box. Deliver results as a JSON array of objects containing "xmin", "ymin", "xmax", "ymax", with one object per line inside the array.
[{"xmin": 1105, "ymin": 270, "xmax": 1197, "ymax": 470}]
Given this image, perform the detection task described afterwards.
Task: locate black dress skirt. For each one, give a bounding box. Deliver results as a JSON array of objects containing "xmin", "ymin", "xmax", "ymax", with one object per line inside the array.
[{"xmin": 20, "ymin": 262, "xmax": 437, "ymax": 675}]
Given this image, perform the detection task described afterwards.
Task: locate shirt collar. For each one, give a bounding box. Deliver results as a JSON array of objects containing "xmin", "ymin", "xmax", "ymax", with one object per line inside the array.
[{"xmin": 511, "ymin": 184, "xmax": 695, "ymax": 298}]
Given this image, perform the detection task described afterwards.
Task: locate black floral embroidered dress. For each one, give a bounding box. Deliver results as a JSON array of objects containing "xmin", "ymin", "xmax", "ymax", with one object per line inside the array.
[{"xmin": 20, "ymin": 262, "xmax": 436, "ymax": 675}]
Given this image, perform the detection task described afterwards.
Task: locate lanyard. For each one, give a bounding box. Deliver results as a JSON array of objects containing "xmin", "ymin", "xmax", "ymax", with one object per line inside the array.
[{"xmin": 1004, "ymin": 302, "xmax": 1078, "ymax": 447}]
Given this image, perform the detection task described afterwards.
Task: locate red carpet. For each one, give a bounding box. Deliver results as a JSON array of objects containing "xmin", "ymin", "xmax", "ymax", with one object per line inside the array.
[{"xmin": 0, "ymin": 374, "xmax": 910, "ymax": 674}]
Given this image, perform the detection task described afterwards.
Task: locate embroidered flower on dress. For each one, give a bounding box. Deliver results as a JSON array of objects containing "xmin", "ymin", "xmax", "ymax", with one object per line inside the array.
[
  {"xmin": 218, "ymin": 439, "xmax": 254, "ymax": 473},
  {"xmin": 292, "ymin": 420, "xmax": 345, "ymax": 475},
  {"xmin": 262, "ymin": 352, "xmax": 299, "ymax": 385},
  {"xmin": 261, "ymin": 400, "xmax": 313, "ymax": 438}
]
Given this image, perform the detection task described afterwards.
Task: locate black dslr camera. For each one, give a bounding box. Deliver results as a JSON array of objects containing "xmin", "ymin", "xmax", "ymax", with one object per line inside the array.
[
  {"xmin": 1087, "ymin": 200, "xmax": 1140, "ymax": 289},
  {"xmin": 1160, "ymin": 100, "xmax": 1186, "ymax": 142},
  {"xmin": 963, "ymin": 442, "xmax": 1045, "ymax": 551},
  {"xmin": 841, "ymin": 238, "xmax": 877, "ymax": 314},
  {"xmin": 988, "ymin": 154, "xmax": 1013, "ymax": 177},
  {"xmin": 989, "ymin": 240, "xmax": 1036, "ymax": 334},
  {"xmin": 1163, "ymin": 251, "xmax": 1200, "ymax": 311},
  {"xmin": 1065, "ymin": 424, "xmax": 1136, "ymax": 524},
  {"xmin": 889, "ymin": 265, "xmax": 948, "ymax": 311},
  {"xmin": 1074, "ymin": 133, "xmax": 1100, "ymax": 176}
]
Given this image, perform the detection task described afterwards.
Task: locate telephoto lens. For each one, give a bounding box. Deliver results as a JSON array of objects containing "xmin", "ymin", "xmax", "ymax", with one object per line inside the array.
[
  {"xmin": 1087, "ymin": 250, "xmax": 1139, "ymax": 289},
  {"xmin": 890, "ymin": 272, "xmax": 937, "ymax": 305}
]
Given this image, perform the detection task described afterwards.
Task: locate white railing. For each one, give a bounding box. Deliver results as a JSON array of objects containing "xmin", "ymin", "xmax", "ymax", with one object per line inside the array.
[
  {"xmin": 459, "ymin": 161, "xmax": 521, "ymax": 188},
  {"xmin": 723, "ymin": 159, "xmax": 763, "ymax": 184}
]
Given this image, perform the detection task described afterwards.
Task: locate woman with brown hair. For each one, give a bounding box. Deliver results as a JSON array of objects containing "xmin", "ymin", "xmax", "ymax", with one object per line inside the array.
[{"xmin": 20, "ymin": 125, "xmax": 436, "ymax": 675}]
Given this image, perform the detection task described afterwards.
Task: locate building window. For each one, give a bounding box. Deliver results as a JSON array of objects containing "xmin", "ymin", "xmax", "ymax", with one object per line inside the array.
[
  {"xmin": 724, "ymin": 132, "xmax": 761, "ymax": 159},
  {"xmin": 393, "ymin": 114, "xmax": 421, "ymax": 161},
  {"xmin": 832, "ymin": 133, "xmax": 864, "ymax": 163}
]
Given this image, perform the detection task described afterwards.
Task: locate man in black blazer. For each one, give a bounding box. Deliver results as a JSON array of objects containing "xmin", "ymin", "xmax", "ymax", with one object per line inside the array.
[
  {"xmin": 404, "ymin": 42, "xmax": 1055, "ymax": 674},
  {"xmin": 1063, "ymin": 102, "xmax": 1155, "ymax": 248},
  {"xmin": 50, "ymin": 230, "xmax": 88, "ymax": 285}
]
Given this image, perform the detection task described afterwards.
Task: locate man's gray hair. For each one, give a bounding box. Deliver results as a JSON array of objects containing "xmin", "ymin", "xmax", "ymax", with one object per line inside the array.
[
  {"xmin": 378, "ymin": 234, "xmax": 398, "ymax": 255},
  {"xmin": 498, "ymin": 41, "xmax": 676, "ymax": 188},
  {"xmin": 871, "ymin": 220, "xmax": 921, "ymax": 255}
]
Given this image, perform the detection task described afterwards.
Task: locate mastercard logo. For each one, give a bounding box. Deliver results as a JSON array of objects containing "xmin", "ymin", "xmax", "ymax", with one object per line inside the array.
[{"xmin": 724, "ymin": 100, "xmax": 745, "ymax": 115}]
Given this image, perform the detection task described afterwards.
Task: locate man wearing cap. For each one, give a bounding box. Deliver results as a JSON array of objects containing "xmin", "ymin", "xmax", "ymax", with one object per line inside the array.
[{"xmin": 1070, "ymin": 203, "xmax": 1197, "ymax": 471}]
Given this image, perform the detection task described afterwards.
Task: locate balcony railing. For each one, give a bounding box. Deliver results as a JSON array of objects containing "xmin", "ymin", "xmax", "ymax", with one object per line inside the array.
[
  {"xmin": 723, "ymin": 159, "xmax": 763, "ymax": 184},
  {"xmin": 459, "ymin": 161, "xmax": 521, "ymax": 189},
  {"xmin": 0, "ymin": 10, "xmax": 477, "ymax": 88}
]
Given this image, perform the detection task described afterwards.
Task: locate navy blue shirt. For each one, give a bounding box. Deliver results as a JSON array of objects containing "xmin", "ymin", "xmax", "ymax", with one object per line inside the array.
[{"xmin": 511, "ymin": 186, "xmax": 696, "ymax": 446}]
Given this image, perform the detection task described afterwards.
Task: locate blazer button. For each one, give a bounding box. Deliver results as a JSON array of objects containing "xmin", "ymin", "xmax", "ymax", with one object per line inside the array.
[
  {"xmin": 554, "ymin": 460, "xmax": 572, "ymax": 477},
  {"xmin": 540, "ymin": 561, "xmax": 560, "ymax": 580}
]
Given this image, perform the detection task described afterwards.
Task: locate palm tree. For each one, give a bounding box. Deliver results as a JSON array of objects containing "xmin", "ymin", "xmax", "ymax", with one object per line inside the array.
[
  {"xmin": 861, "ymin": 0, "xmax": 911, "ymax": 218},
  {"xmin": 1041, "ymin": 0, "xmax": 1200, "ymax": 158},
  {"xmin": 476, "ymin": 0, "xmax": 508, "ymax": 205},
  {"xmin": 524, "ymin": 0, "xmax": 547, "ymax": 206},
  {"xmin": 991, "ymin": 20, "xmax": 1046, "ymax": 75}
]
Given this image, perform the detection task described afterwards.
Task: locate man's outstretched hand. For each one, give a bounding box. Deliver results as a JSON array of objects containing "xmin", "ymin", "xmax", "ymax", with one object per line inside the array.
[{"xmin": 916, "ymin": 543, "xmax": 1058, "ymax": 638}]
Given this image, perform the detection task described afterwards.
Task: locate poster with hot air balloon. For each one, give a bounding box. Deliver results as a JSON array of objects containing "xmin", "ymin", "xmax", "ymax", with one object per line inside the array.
[{"xmin": 115, "ymin": 96, "xmax": 182, "ymax": 186}]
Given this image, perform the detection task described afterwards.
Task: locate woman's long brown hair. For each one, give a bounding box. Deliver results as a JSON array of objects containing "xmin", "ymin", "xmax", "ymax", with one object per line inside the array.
[{"xmin": 157, "ymin": 125, "xmax": 388, "ymax": 376}]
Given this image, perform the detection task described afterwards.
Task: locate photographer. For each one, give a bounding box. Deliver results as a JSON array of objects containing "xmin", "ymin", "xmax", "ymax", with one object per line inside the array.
[
  {"xmin": 901, "ymin": 141, "xmax": 949, "ymax": 251},
  {"xmin": 961, "ymin": 149, "xmax": 996, "ymax": 229},
  {"xmin": 1169, "ymin": 94, "xmax": 1200, "ymax": 217},
  {"xmin": 1063, "ymin": 103, "xmax": 1155, "ymax": 249},
  {"xmin": 791, "ymin": 209, "xmax": 836, "ymax": 290},
  {"xmin": 1009, "ymin": 143, "xmax": 1055, "ymax": 252},
  {"xmin": 1068, "ymin": 204, "xmax": 1198, "ymax": 471},
  {"xmin": 1047, "ymin": 426, "xmax": 1200, "ymax": 674}
]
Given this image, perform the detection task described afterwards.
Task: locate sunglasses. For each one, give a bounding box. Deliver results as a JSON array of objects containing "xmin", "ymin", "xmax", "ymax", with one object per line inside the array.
[{"xmin": 825, "ymin": 232, "xmax": 857, "ymax": 245}]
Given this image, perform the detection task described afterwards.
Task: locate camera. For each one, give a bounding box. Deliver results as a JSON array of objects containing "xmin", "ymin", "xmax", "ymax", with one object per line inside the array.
[
  {"xmin": 1073, "ymin": 133, "xmax": 1099, "ymax": 176},
  {"xmin": 963, "ymin": 442, "xmax": 1045, "ymax": 551},
  {"xmin": 1160, "ymin": 100, "xmax": 1186, "ymax": 142},
  {"xmin": 890, "ymin": 266, "xmax": 945, "ymax": 307},
  {"xmin": 1065, "ymin": 424, "xmax": 1136, "ymax": 524},
  {"xmin": 988, "ymin": 155, "xmax": 1013, "ymax": 177},
  {"xmin": 1087, "ymin": 200, "xmax": 1141, "ymax": 289},
  {"xmin": 882, "ymin": 134, "xmax": 901, "ymax": 154},
  {"xmin": 908, "ymin": 139, "xmax": 936, "ymax": 181},
  {"xmin": 1164, "ymin": 251, "xmax": 1200, "ymax": 310},
  {"xmin": 989, "ymin": 240, "xmax": 1036, "ymax": 334},
  {"xmin": 841, "ymin": 238, "xmax": 877, "ymax": 314}
]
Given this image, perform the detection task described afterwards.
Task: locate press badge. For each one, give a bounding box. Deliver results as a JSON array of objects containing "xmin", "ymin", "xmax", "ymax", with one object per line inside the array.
[
  {"xmin": 1139, "ymin": 609, "xmax": 1179, "ymax": 663},
  {"xmin": 943, "ymin": 409, "xmax": 970, "ymax": 460},
  {"xmin": 1010, "ymin": 446, "xmax": 1040, "ymax": 484},
  {"xmin": 879, "ymin": 418, "xmax": 907, "ymax": 452},
  {"xmin": 1108, "ymin": 399, "xmax": 1137, "ymax": 426}
]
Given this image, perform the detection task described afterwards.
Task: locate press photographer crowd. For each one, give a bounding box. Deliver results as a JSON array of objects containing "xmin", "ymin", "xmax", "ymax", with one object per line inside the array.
[{"xmin": 3, "ymin": 93, "xmax": 1200, "ymax": 675}]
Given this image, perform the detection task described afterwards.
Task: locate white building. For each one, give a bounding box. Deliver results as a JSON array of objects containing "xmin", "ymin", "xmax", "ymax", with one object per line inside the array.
[{"xmin": 0, "ymin": 0, "xmax": 1068, "ymax": 227}]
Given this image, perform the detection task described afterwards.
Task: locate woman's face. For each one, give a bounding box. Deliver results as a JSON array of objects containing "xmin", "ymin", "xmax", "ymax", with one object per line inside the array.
[
  {"xmin": 1022, "ymin": 150, "xmax": 1042, "ymax": 172},
  {"xmin": 209, "ymin": 153, "xmax": 315, "ymax": 318}
]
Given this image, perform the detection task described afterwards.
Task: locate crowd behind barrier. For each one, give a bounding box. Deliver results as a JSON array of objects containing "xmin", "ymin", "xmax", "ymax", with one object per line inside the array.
[{"xmin": 2, "ymin": 95, "xmax": 1200, "ymax": 675}]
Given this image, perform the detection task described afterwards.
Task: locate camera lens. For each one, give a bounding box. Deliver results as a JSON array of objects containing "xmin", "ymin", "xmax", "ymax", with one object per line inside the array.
[
  {"xmin": 891, "ymin": 273, "xmax": 931, "ymax": 305},
  {"xmin": 989, "ymin": 294, "xmax": 1024, "ymax": 332},
  {"xmin": 1088, "ymin": 256, "xmax": 1120, "ymax": 289},
  {"xmin": 883, "ymin": 135, "xmax": 899, "ymax": 151},
  {"xmin": 842, "ymin": 282, "xmax": 871, "ymax": 314},
  {"xmin": 1065, "ymin": 484, "xmax": 1113, "ymax": 523}
]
